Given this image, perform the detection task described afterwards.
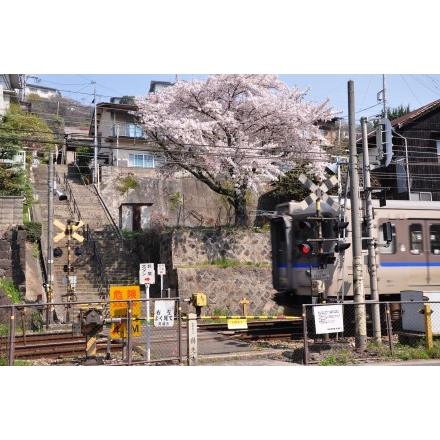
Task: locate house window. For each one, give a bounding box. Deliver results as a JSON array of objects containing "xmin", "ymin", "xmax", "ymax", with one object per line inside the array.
[
  {"xmin": 128, "ymin": 154, "xmax": 154, "ymax": 168},
  {"xmin": 128, "ymin": 124, "xmax": 143, "ymax": 138},
  {"xmin": 117, "ymin": 123, "xmax": 143, "ymax": 138},
  {"xmin": 436, "ymin": 140, "xmax": 440, "ymax": 163}
]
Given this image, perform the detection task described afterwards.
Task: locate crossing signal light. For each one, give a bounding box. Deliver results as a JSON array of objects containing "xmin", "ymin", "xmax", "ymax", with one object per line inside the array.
[
  {"xmin": 318, "ymin": 252, "xmax": 336, "ymax": 268},
  {"xmin": 55, "ymin": 190, "xmax": 68, "ymax": 201},
  {"xmin": 54, "ymin": 247, "xmax": 63, "ymax": 257},
  {"xmin": 299, "ymin": 220, "xmax": 313, "ymax": 230},
  {"xmin": 333, "ymin": 220, "xmax": 349, "ymax": 237},
  {"xmin": 376, "ymin": 118, "xmax": 393, "ymax": 168},
  {"xmin": 298, "ymin": 242, "xmax": 313, "ymax": 255},
  {"xmin": 335, "ymin": 241, "xmax": 351, "ymax": 253}
]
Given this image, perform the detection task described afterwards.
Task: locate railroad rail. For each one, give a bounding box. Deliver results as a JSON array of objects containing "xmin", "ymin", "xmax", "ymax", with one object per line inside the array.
[
  {"xmin": 2, "ymin": 332, "xmax": 123, "ymax": 360},
  {"xmin": 1, "ymin": 318, "xmax": 304, "ymax": 364},
  {"xmin": 198, "ymin": 318, "xmax": 304, "ymax": 341}
]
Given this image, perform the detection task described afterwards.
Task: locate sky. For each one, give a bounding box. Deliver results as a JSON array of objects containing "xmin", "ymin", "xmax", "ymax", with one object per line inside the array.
[{"xmin": 28, "ymin": 73, "xmax": 440, "ymax": 122}]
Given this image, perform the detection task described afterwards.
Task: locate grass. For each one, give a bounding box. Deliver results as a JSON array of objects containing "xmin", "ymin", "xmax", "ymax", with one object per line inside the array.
[
  {"xmin": 0, "ymin": 358, "xmax": 34, "ymax": 366},
  {"xmin": 0, "ymin": 278, "xmax": 22, "ymax": 303},
  {"xmin": 317, "ymin": 339, "xmax": 440, "ymax": 365},
  {"xmin": 187, "ymin": 258, "xmax": 271, "ymax": 269}
]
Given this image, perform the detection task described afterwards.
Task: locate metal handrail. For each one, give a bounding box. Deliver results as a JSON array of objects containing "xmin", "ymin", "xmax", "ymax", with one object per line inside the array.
[{"xmin": 60, "ymin": 170, "xmax": 110, "ymax": 299}]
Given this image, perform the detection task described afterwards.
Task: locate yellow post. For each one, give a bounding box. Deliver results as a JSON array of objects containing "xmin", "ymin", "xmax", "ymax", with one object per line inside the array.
[
  {"xmin": 424, "ymin": 304, "xmax": 433, "ymax": 350},
  {"xmin": 240, "ymin": 297, "xmax": 249, "ymax": 316}
]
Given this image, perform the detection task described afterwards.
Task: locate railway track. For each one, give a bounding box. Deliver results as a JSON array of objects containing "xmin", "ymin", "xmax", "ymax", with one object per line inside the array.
[
  {"xmin": 3, "ymin": 332, "xmax": 123, "ymax": 360},
  {"xmin": 1, "ymin": 319, "xmax": 303, "ymax": 363},
  {"xmin": 198, "ymin": 319, "xmax": 304, "ymax": 340}
]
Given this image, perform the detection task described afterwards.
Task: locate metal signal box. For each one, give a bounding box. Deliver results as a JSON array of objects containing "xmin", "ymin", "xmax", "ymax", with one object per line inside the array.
[
  {"xmin": 193, "ymin": 293, "xmax": 207, "ymax": 307},
  {"xmin": 82, "ymin": 308, "xmax": 103, "ymax": 326}
]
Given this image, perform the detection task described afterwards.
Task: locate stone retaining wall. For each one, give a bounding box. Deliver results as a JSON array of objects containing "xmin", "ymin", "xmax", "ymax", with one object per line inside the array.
[
  {"xmin": 0, "ymin": 197, "xmax": 23, "ymax": 226},
  {"xmin": 176, "ymin": 266, "xmax": 282, "ymax": 316},
  {"xmin": 0, "ymin": 227, "xmax": 27, "ymax": 305},
  {"xmin": 158, "ymin": 229, "xmax": 282, "ymax": 315}
]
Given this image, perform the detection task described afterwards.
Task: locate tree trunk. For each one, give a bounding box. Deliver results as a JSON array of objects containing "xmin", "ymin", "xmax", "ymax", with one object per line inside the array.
[{"xmin": 234, "ymin": 193, "xmax": 248, "ymax": 228}]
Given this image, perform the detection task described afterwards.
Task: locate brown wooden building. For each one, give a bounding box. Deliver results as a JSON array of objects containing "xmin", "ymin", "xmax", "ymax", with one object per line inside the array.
[{"xmin": 364, "ymin": 99, "xmax": 440, "ymax": 201}]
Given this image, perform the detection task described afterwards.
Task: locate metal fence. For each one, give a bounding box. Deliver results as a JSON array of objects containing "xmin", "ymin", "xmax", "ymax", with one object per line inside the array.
[
  {"xmin": 0, "ymin": 298, "xmax": 183, "ymax": 366},
  {"xmin": 302, "ymin": 299, "xmax": 440, "ymax": 365}
]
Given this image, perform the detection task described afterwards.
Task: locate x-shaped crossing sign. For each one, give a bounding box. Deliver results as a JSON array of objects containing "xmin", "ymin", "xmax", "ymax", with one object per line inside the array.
[
  {"xmin": 53, "ymin": 219, "xmax": 84, "ymax": 243},
  {"xmin": 298, "ymin": 173, "xmax": 339, "ymax": 211}
]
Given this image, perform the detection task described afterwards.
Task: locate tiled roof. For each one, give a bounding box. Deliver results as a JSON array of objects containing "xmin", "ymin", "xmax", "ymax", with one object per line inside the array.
[
  {"xmin": 391, "ymin": 99, "xmax": 440, "ymax": 128},
  {"xmin": 359, "ymin": 99, "xmax": 440, "ymax": 142}
]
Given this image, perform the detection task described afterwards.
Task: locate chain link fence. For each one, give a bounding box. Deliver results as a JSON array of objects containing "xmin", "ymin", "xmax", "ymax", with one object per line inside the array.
[
  {"xmin": 3, "ymin": 296, "xmax": 440, "ymax": 366},
  {"xmin": 302, "ymin": 298, "xmax": 440, "ymax": 365},
  {"xmin": 0, "ymin": 298, "xmax": 183, "ymax": 366}
]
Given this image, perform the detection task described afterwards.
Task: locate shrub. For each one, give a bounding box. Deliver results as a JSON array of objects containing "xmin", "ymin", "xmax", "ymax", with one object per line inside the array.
[
  {"xmin": 24, "ymin": 221, "xmax": 42, "ymax": 243},
  {"xmin": 0, "ymin": 278, "xmax": 22, "ymax": 303}
]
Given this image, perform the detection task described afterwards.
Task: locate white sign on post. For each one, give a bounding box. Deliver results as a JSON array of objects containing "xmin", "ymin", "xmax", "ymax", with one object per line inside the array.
[
  {"xmin": 313, "ymin": 304, "xmax": 344, "ymax": 334},
  {"xmin": 157, "ymin": 264, "xmax": 166, "ymax": 275},
  {"xmin": 139, "ymin": 263, "xmax": 155, "ymax": 285},
  {"xmin": 154, "ymin": 300, "xmax": 174, "ymax": 327}
]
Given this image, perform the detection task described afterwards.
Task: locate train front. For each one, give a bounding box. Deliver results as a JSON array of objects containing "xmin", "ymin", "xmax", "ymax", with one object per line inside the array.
[{"xmin": 270, "ymin": 199, "xmax": 351, "ymax": 309}]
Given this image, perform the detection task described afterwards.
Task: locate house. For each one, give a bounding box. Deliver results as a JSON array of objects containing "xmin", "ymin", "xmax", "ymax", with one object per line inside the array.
[
  {"xmin": 76, "ymin": 81, "xmax": 174, "ymax": 175},
  {"xmin": 363, "ymin": 99, "xmax": 440, "ymax": 201},
  {"xmin": 0, "ymin": 74, "xmax": 21, "ymax": 116},
  {"xmin": 89, "ymin": 100, "xmax": 157, "ymax": 169},
  {"xmin": 24, "ymin": 83, "xmax": 60, "ymax": 100}
]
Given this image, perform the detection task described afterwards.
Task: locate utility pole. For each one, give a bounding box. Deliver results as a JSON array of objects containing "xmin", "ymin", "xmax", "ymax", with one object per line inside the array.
[
  {"xmin": 93, "ymin": 82, "xmax": 98, "ymax": 186},
  {"xmin": 361, "ymin": 116, "xmax": 381, "ymax": 341},
  {"xmin": 46, "ymin": 148, "xmax": 54, "ymax": 327},
  {"xmin": 348, "ymin": 80, "xmax": 367, "ymax": 351},
  {"xmin": 377, "ymin": 74, "xmax": 388, "ymax": 118}
]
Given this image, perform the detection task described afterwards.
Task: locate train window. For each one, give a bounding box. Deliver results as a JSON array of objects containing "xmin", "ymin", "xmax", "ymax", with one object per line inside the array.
[
  {"xmin": 410, "ymin": 224, "xmax": 423, "ymax": 255},
  {"xmin": 430, "ymin": 225, "xmax": 440, "ymax": 255},
  {"xmin": 379, "ymin": 222, "xmax": 396, "ymax": 254}
]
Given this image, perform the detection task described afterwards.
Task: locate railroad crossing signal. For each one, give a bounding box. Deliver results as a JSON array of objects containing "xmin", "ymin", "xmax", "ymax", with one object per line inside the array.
[
  {"xmin": 298, "ymin": 173, "xmax": 339, "ymax": 211},
  {"xmin": 53, "ymin": 219, "xmax": 84, "ymax": 243}
]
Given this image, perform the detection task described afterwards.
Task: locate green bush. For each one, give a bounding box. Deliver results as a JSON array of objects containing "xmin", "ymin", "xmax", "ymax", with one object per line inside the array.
[
  {"xmin": 0, "ymin": 278, "xmax": 22, "ymax": 303},
  {"xmin": 24, "ymin": 221, "xmax": 42, "ymax": 243},
  {"xmin": 116, "ymin": 175, "xmax": 138, "ymax": 195}
]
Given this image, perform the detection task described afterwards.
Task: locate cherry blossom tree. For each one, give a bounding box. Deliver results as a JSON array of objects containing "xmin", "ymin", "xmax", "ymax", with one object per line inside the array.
[{"xmin": 134, "ymin": 74, "xmax": 336, "ymax": 227}]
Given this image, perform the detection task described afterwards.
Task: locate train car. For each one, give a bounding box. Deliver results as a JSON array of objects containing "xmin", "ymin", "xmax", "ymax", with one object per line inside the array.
[{"xmin": 270, "ymin": 197, "xmax": 440, "ymax": 307}]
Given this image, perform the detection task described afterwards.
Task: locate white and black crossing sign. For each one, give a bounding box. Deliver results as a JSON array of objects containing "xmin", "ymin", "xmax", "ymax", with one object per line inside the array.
[{"xmin": 298, "ymin": 173, "xmax": 339, "ymax": 211}]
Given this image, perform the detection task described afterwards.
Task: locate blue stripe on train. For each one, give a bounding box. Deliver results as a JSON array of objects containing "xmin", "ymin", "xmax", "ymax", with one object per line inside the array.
[
  {"xmin": 380, "ymin": 262, "xmax": 440, "ymax": 267},
  {"xmin": 277, "ymin": 262, "xmax": 440, "ymax": 269}
]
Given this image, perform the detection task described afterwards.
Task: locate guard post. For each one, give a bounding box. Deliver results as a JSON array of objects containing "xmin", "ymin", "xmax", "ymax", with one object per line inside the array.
[
  {"xmin": 423, "ymin": 304, "xmax": 433, "ymax": 350},
  {"xmin": 80, "ymin": 308, "xmax": 104, "ymax": 359},
  {"xmin": 187, "ymin": 313, "xmax": 198, "ymax": 366}
]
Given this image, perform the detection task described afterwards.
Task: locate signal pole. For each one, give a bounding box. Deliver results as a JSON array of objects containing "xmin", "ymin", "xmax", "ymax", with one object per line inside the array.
[
  {"xmin": 361, "ymin": 117, "xmax": 382, "ymax": 342},
  {"xmin": 46, "ymin": 148, "xmax": 54, "ymax": 327},
  {"xmin": 348, "ymin": 80, "xmax": 367, "ymax": 351},
  {"xmin": 93, "ymin": 82, "xmax": 98, "ymax": 186}
]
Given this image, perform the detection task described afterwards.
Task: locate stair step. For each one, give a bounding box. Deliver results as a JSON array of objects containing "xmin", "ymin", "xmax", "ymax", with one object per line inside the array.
[{"xmin": 33, "ymin": 163, "xmax": 141, "ymax": 308}]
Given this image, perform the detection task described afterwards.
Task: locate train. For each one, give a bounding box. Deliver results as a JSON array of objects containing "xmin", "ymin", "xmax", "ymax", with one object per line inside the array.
[{"xmin": 270, "ymin": 196, "xmax": 440, "ymax": 308}]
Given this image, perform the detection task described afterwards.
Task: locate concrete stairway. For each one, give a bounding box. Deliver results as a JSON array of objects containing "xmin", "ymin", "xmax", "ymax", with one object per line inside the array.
[{"xmin": 32, "ymin": 163, "xmax": 140, "ymax": 322}]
